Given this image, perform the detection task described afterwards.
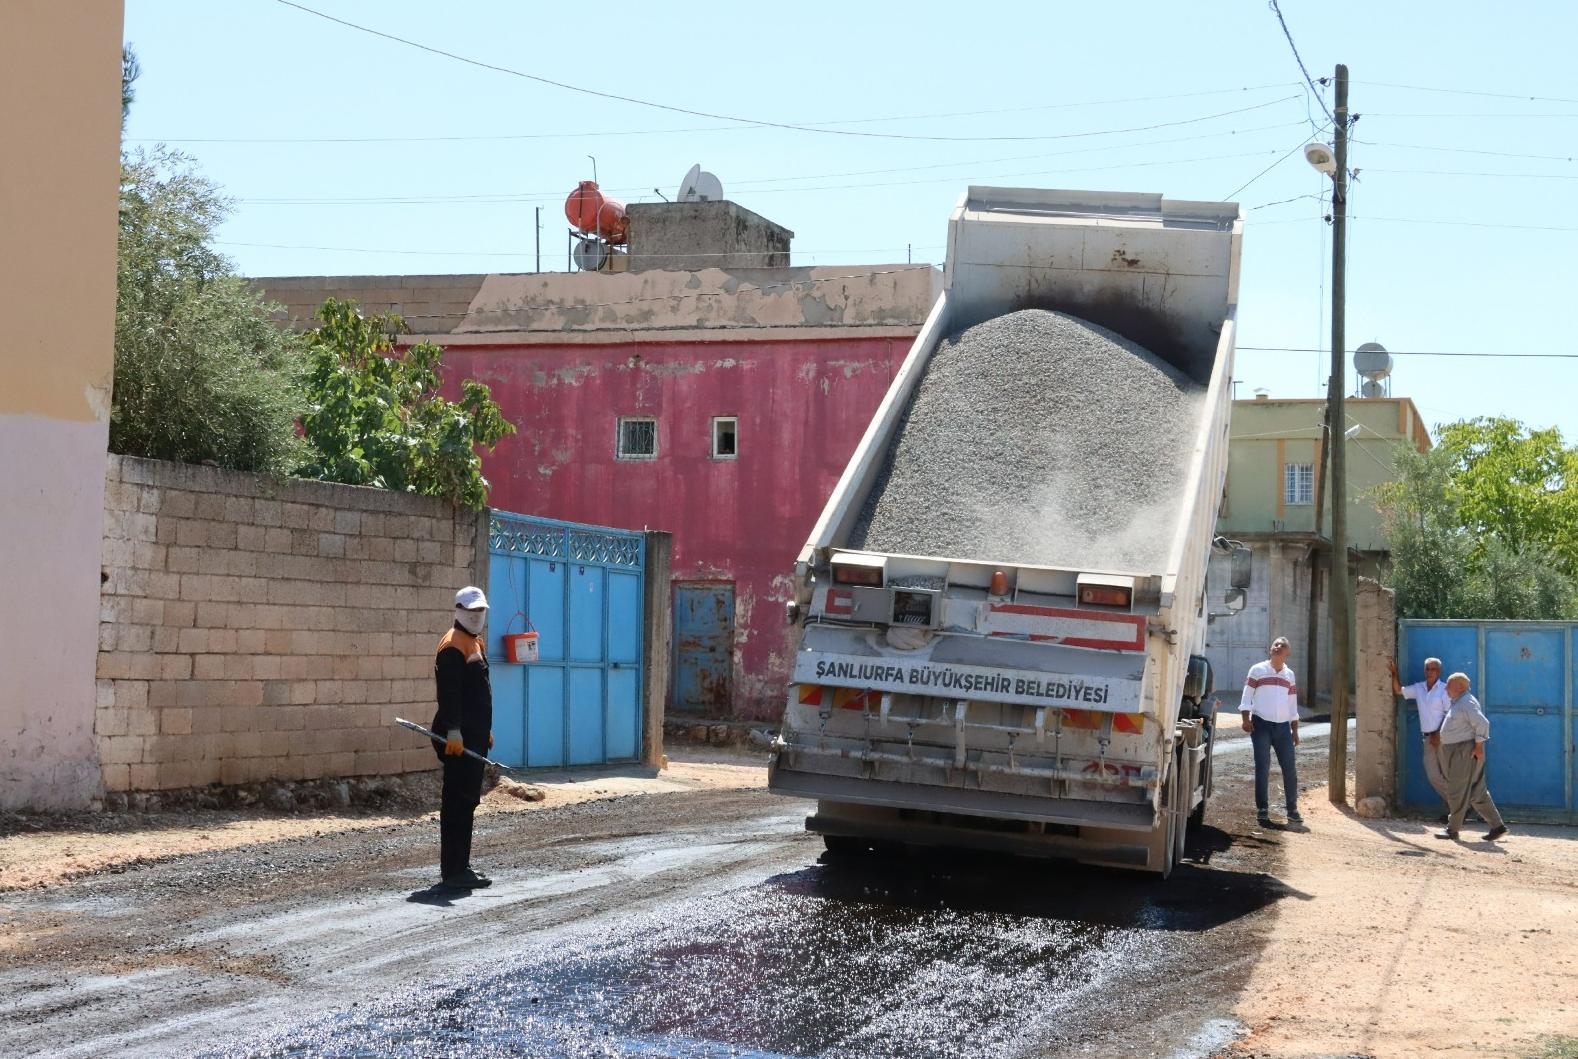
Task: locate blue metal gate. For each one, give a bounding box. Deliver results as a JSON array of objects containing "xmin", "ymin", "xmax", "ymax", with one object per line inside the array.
[
  {"xmin": 487, "ymin": 512, "xmax": 645, "ymax": 769},
  {"xmin": 1398, "ymin": 620, "xmax": 1576, "ymax": 823}
]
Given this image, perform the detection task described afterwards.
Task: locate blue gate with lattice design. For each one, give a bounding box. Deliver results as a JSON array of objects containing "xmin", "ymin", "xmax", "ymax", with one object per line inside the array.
[{"xmin": 487, "ymin": 511, "xmax": 644, "ymax": 769}]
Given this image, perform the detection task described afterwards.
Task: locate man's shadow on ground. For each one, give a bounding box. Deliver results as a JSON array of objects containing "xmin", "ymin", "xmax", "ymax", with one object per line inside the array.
[{"xmin": 406, "ymin": 884, "xmax": 476, "ymax": 907}]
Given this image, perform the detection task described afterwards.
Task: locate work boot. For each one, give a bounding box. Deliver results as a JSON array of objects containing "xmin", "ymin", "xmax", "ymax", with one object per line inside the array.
[
  {"xmin": 1484, "ymin": 825, "xmax": 1509, "ymax": 842},
  {"xmin": 441, "ymin": 868, "xmax": 493, "ymax": 890}
]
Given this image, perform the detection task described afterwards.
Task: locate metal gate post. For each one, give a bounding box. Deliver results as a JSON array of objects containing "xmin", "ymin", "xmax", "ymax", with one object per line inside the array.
[{"xmin": 642, "ymin": 531, "xmax": 672, "ymax": 768}]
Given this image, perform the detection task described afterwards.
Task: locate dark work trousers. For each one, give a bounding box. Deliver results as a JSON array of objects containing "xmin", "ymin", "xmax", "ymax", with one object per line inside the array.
[
  {"xmin": 1441, "ymin": 740, "xmax": 1504, "ymax": 834},
  {"xmin": 1250, "ymin": 719, "xmax": 1299, "ymax": 813},
  {"xmin": 440, "ymin": 755, "xmax": 486, "ymax": 879}
]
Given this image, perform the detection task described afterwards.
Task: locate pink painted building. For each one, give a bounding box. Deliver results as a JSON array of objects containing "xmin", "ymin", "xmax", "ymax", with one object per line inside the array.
[{"xmin": 260, "ymin": 265, "xmax": 939, "ymax": 719}]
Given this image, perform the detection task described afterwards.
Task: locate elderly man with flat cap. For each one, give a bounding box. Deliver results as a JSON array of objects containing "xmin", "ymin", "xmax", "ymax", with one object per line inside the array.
[
  {"xmin": 1435, "ymin": 672, "xmax": 1509, "ymax": 843},
  {"xmin": 431, "ymin": 585, "xmax": 494, "ymax": 889}
]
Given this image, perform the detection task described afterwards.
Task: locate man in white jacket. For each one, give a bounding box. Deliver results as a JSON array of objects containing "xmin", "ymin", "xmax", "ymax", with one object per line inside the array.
[{"xmin": 1241, "ymin": 636, "xmax": 1302, "ymax": 828}]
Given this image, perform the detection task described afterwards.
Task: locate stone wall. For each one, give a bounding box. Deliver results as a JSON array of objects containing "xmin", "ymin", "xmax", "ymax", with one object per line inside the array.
[{"xmin": 96, "ymin": 455, "xmax": 484, "ymax": 792}]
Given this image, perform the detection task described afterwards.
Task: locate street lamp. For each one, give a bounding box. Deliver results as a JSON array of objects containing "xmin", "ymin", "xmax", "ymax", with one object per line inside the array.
[{"xmin": 1306, "ymin": 64, "xmax": 1352, "ymax": 805}]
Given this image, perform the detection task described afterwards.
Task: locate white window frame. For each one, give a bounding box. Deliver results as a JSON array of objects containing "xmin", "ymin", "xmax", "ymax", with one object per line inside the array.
[
  {"xmin": 710, "ymin": 416, "xmax": 738, "ymax": 460},
  {"xmin": 1284, "ymin": 461, "xmax": 1314, "ymax": 506},
  {"xmin": 616, "ymin": 416, "xmax": 658, "ymax": 460}
]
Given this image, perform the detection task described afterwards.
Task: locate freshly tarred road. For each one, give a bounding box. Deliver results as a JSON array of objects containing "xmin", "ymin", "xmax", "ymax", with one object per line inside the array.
[{"xmin": 3, "ymin": 727, "xmax": 1333, "ymax": 1059}]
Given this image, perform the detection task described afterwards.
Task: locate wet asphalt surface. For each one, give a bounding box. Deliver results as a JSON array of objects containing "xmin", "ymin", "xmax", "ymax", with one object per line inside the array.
[{"xmin": 4, "ymin": 725, "xmax": 1336, "ymax": 1059}]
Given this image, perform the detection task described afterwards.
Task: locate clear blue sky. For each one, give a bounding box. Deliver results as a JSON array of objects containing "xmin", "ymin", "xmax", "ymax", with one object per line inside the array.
[{"xmin": 122, "ymin": 0, "xmax": 1578, "ymax": 439}]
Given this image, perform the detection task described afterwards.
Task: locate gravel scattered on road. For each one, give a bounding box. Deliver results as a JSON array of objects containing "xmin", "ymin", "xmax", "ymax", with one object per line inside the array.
[{"xmin": 849, "ymin": 309, "xmax": 1206, "ymax": 573}]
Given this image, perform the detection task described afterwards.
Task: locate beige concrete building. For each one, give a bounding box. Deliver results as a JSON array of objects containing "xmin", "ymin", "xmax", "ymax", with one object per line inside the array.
[
  {"xmin": 0, "ymin": 1, "xmax": 125, "ymax": 808},
  {"xmin": 1203, "ymin": 394, "xmax": 1430, "ymax": 704}
]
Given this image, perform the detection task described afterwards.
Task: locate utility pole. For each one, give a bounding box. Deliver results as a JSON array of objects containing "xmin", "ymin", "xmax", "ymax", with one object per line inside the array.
[
  {"xmin": 535, "ymin": 206, "xmax": 541, "ymax": 273},
  {"xmin": 1327, "ymin": 64, "xmax": 1351, "ymax": 805},
  {"xmin": 1305, "ymin": 400, "xmax": 1329, "ymax": 707}
]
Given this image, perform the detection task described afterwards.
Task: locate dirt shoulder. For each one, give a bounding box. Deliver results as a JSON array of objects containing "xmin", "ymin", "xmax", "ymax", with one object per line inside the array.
[
  {"xmin": 0, "ymin": 751, "xmax": 767, "ymax": 893},
  {"xmin": 1225, "ymin": 790, "xmax": 1578, "ymax": 1059}
]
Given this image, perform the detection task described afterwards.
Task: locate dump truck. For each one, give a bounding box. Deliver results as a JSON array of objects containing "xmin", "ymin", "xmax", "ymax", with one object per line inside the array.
[{"xmin": 767, "ymin": 187, "xmax": 1247, "ymax": 876}]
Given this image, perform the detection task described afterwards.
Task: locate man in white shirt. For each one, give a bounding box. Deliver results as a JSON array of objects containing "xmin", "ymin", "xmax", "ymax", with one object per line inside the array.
[
  {"xmin": 1389, "ymin": 656, "xmax": 1451, "ymax": 812},
  {"xmin": 1241, "ymin": 636, "xmax": 1302, "ymax": 828}
]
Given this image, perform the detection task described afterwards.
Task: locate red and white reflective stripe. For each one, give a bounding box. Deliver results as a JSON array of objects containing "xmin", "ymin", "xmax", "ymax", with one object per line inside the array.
[{"xmin": 980, "ymin": 603, "xmax": 1145, "ymax": 652}]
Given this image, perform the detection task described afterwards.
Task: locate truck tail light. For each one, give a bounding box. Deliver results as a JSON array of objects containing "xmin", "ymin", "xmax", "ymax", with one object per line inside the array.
[
  {"xmin": 1078, "ymin": 583, "xmax": 1133, "ymax": 608},
  {"xmin": 832, "ymin": 563, "xmax": 883, "ymax": 586}
]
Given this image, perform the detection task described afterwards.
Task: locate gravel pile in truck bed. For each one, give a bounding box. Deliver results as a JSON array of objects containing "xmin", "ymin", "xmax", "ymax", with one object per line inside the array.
[{"xmin": 848, "ymin": 309, "xmax": 1207, "ymax": 573}]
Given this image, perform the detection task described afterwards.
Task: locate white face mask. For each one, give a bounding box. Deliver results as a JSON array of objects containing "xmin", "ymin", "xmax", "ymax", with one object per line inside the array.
[{"xmin": 455, "ymin": 607, "xmax": 487, "ymax": 635}]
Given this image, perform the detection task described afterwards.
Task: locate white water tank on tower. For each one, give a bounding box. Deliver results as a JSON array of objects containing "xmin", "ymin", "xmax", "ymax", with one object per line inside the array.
[{"xmin": 1354, "ymin": 342, "xmax": 1391, "ymax": 398}]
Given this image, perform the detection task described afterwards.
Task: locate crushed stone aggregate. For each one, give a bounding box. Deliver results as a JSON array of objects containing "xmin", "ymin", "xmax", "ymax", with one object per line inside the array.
[{"xmin": 849, "ymin": 309, "xmax": 1206, "ymax": 572}]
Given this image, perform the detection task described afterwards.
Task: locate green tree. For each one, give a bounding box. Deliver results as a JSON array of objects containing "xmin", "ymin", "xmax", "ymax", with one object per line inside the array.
[
  {"xmin": 1434, "ymin": 417, "xmax": 1578, "ymax": 576},
  {"xmin": 122, "ymin": 44, "xmax": 140, "ymax": 127},
  {"xmin": 112, "ymin": 148, "xmax": 306, "ymax": 474},
  {"xmin": 297, "ymin": 299, "xmax": 515, "ymax": 510},
  {"xmin": 1377, "ymin": 433, "xmax": 1578, "ymax": 620}
]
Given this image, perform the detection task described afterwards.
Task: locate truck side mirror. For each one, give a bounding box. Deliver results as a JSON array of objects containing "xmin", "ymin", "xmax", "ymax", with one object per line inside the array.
[
  {"xmin": 1223, "ymin": 588, "xmax": 1247, "ymax": 614},
  {"xmin": 1229, "ymin": 546, "xmax": 1252, "ymax": 591}
]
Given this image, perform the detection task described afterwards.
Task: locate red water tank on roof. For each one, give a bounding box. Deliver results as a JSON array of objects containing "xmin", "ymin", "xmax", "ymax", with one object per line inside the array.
[{"xmin": 564, "ymin": 180, "xmax": 629, "ymax": 245}]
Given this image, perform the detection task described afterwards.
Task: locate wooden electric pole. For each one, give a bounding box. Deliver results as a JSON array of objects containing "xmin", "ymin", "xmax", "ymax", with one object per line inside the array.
[
  {"xmin": 1327, "ymin": 64, "xmax": 1352, "ymax": 805},
  {"xmin": 535, "ymin": 206, "xmax": 542, "ymax": 273}
]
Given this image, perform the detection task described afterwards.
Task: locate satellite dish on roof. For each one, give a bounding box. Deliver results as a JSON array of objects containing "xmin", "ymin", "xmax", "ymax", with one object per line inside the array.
[
  {"xmin": 677, "ymin": 164, "xmax": 724, "ymax": 202},
  {"xmin": 572, "ymin": 237, "xmax": 609, "ymax": 272}
]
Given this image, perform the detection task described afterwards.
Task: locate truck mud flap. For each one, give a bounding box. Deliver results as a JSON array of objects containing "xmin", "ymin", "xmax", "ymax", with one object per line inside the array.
[{"xmin": 769, "ymin": 766, "xmax": 1156, "ymax": 832}]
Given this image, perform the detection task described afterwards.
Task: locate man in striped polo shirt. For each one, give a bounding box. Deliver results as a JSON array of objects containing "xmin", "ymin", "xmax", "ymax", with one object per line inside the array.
[{"xmin": 1241, "ymin": 636, "xmax": 1303, "ymax": 828}]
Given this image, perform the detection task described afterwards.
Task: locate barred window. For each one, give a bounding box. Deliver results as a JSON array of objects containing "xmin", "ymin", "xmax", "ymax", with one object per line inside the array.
[
  {"xmin": 617, "ymin": 417, "xmax": 657, "ymax": 459},
  {"xmin": 1284, "ymin": 462, "xmax": 1314, "ymax": 505}
]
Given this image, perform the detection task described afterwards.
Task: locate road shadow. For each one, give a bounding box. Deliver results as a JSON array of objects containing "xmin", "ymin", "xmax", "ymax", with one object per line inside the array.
[{"xmin": 763, "ymin": 843, "xmax": 1309, "ymax": 933}]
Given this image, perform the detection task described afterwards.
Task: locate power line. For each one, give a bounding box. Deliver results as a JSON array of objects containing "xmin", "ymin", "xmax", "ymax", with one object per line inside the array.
[
  {"xmin": 236, "ymin": 146, "xmax": 1297, "ymax": 209},
  {"xmin": 1248, "ymin": 193, "xmax": 1326, "ymax": 210},
  {"xmin": 1353, "ymin": 138, "xmax": 1575, "ymax": 163},
  {"xmin": 1362, "ymin": 167, "xmax": 1578, "ymax": 180},
  {"xmin": 132, "ymin": 83, "xmax": 1303, "ymax": 145},
  {"xmin": 232, "ymin": 122, "xmax": 1308, "ymax": 205},
  {"xmin": 1223, "ymin": 133, "xmax": 1324, "ymax": 199},
  {"xmin": 273, "ymin": 0, "xmax": 1297, "ymax": 143},
  {"xmin": 1356, "ymin": 80, "xmax": 1578, "ymax": 106},
  {"xmin": 1267, "ymin": 0, "xmax": 1335, "ymax": 125},
  {"xmin": 1241, "ymin": 346, "xmax": 1578, "ymax": 359},
  {"xmin": 1250, "ymin": 214, "xmax": 1578, "ymax": 232},
  {"xmin": 1366, "ymin": 111, "xmax": 1578, "ymax": 119}
]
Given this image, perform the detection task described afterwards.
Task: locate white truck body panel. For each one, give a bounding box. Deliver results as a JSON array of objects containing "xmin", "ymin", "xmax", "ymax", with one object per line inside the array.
[{"xmin": 770, "ymin": 187, "xmax": 1244, "ymax": 874}]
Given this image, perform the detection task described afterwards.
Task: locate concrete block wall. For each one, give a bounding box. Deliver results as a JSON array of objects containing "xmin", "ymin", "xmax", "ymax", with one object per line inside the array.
[
  {"xmin": 96, "ymin": 455, "xmax": 482, "ymax": 792},
  {"xmin": 1354, "ymin": 577, "xmax": 1398, "ymax": 810}
]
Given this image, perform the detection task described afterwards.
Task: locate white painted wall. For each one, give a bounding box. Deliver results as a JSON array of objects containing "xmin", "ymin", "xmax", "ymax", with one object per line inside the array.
[
  {"xmin": 0, "ymin": 0, "xmax": 124, "ymax": 808},
  {"xmin": 0, "ymin": 419, "xmax": 114, "ymax": 807}
]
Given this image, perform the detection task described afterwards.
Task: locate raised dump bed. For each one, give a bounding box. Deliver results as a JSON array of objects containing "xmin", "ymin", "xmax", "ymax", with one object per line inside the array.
[{"xmin": 768, "ymin": 187, "xmax": 1248, "ymax": 876}]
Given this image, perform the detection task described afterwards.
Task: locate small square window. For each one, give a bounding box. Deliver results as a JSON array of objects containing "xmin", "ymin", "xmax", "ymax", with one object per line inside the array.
[
  {"xmin": 1284, "ymin": 462, "xmax": 1314, "ymax": 505},
  {"xmin": 711, "ymin": 416, "xmax": 738, "ymax": 459},
  {"xmin": 617, "ymin": 417, "xmax": 657, "ymax": 460}
]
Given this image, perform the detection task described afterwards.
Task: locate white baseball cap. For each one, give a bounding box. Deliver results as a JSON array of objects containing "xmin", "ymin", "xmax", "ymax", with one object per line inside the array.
[{"xmin": 455, "ymin": 586, "xmax": 489, "ymax": 610}]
